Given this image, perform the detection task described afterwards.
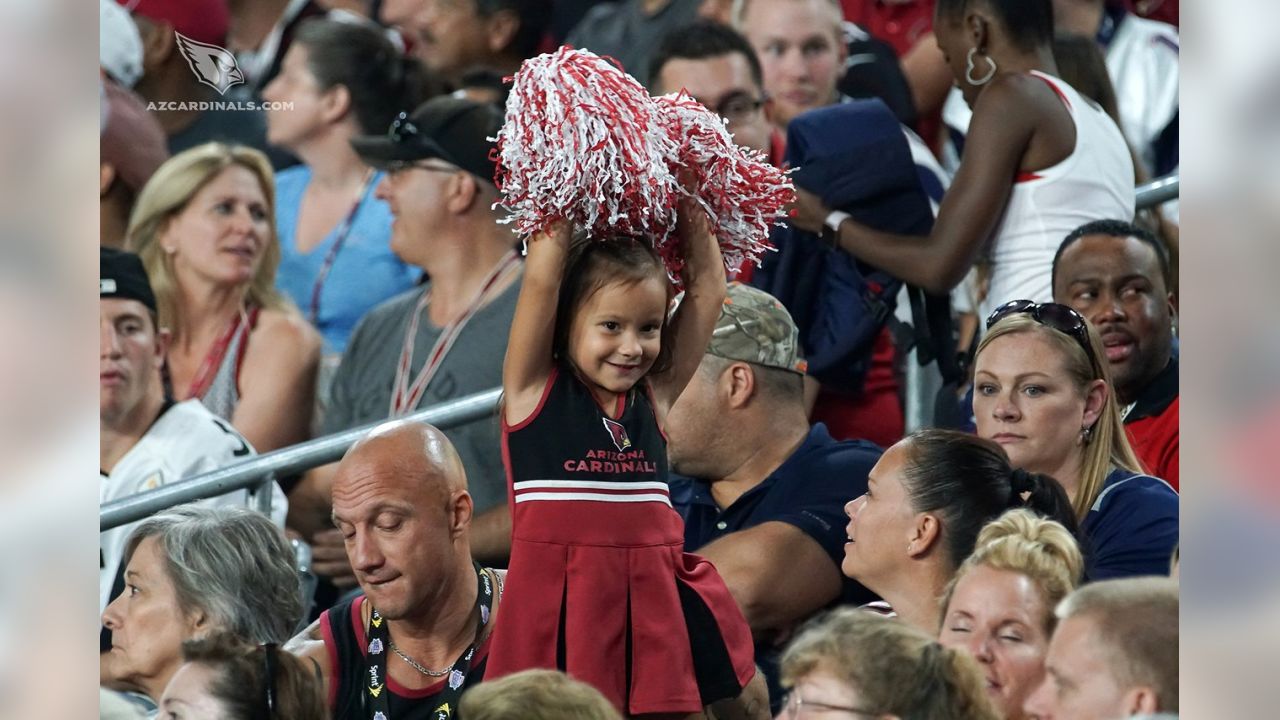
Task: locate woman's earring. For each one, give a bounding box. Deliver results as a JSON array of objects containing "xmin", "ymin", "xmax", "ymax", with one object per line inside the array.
[
  {"xmin": 966, "ymin": 47, "xmax": 997, "ymax": 86},
  {"xmin": 1080, "ymin": 425, "xmax": 1094, "ymax": 445}
]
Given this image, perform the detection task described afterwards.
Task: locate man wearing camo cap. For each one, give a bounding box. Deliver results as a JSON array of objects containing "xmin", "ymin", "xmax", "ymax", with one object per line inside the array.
[{"xmin": 666, "ymin": 281, "xmax": 885, "ymax": 712}]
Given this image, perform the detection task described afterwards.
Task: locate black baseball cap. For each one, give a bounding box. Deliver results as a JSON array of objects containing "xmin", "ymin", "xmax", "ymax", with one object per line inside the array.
[
  {"xmin": 350, "ymin": 96, "xmax": 503, "ymax": 184},
  {"xmin": 100, "ymin": 247, "xmax": 157, "ymax": 313}
]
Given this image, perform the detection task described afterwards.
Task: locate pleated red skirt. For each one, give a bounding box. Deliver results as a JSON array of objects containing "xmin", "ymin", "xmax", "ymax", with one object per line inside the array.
[{"xmin": 486, "ymin": 495, "xmax": 756, "ymax": 715}]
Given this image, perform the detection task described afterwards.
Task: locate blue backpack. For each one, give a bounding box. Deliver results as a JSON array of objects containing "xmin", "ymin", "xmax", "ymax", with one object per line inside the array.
[{"xmin": 752, "ymin": 99, "xmax": 959, "ymax": 391}]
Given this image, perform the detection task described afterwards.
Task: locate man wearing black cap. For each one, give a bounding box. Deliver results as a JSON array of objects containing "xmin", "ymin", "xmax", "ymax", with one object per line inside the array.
[
  {"xmin": 99, "ymin": 248, "xmax": 286, "ymax": 615},
  {"xmin": 289, "ymin": 96, "xmax": 524, "ymax": 580}
]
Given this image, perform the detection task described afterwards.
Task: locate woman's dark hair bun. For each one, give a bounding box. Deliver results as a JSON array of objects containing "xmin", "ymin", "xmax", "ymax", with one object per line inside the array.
[{"xmin": 1009, "ymin": 467, "xmax": 1034, "ymax": 494}]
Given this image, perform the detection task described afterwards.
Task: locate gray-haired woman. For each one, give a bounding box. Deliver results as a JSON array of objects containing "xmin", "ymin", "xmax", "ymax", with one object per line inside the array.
[{"xmin": 101, "ymin": 505, "xmax": 303, "ymax": 706}]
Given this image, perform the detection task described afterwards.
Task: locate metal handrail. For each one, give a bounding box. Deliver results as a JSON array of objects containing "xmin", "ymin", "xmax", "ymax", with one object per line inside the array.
[
  {"xmin": 100, "ymin": 388, "xmax": 503, "ymax": 531},
  {"xmin": 1136, "ymin": 174, "xmax": 1178, "ymax": 209}
]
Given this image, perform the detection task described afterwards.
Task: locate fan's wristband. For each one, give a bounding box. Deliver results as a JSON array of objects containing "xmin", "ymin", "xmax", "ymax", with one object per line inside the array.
[{"xmin": 822, "ymin": 210, "xmax": 851, "ymax": 249}]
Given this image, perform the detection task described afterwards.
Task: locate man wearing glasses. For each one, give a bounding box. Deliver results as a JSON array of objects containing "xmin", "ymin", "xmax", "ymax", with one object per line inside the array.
[
  {"xmin": 650, "ymin": 19, "xmax": 783, "ymax": 167},
  {"xmin": 288, "ymin": 97, "xmax": 523, "ymax": 588}
]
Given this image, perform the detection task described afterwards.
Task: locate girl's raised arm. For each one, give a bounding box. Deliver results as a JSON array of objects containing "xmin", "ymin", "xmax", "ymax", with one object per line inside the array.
[
  {"xmin": 650, "ymin": 196, "xmax": 727, "ymax": 418},
  {"xmin": 503, "ymin": 220, "xmax": 571, "ymax": 425}
]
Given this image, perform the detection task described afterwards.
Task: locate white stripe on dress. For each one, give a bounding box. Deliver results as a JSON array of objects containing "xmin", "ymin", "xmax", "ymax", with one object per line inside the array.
[
  {"xmin": 514, "ymin": 480, "xmax": 670, "ymax": 492},
  {"xmin": 513, "ymin": 492, "xmax": 673, "ymax": 507}
]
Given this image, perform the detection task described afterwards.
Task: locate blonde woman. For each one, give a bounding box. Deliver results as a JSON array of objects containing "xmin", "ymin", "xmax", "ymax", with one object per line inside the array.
[
  {"xmin": 939, "ymin": 509, "xmax": 1083, "ymax": 720},
  {"xmin": 972, "ymin": 301, "xmax": 1178, "ymax": 580},
  {"xmin": 128, "ymin": 142, "xmax": 321, "ymax": 453},
  {"xmin": 779, "ymin": 608, "xmax": 999, "ymax": 720}
]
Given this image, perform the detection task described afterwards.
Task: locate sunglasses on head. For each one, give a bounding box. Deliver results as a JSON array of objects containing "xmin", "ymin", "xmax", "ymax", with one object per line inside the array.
[{"xmin": 985, "ymin": 299, "xmax": 1096, "ymax": 362}]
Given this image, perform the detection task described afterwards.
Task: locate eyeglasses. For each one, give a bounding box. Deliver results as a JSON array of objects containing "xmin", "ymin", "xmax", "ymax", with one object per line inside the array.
[
  {"xmin": 781, "ymin": 691, "xmax": 877, "ymax": 718},
  {"xmin": 261, "ymin": 642, "xmax": 279, "ymax": 719},
  {"xmin": 388, "ymin": 111, "xmax": 418, "ymax": 143},
  {"xmin": 985, "ymin": 299, "xmax": 1096, "ymax": 363},
  {"xmin": 714, "ymin": 91, "xmax": 766, "ymax": 125}
]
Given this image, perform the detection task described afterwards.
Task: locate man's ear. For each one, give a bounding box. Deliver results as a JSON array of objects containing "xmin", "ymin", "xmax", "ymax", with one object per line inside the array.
[
  {"xmin": 1123, "ymin": 685, "xmax": 1160, "ymax": 716},
  {"xmin": 485, "ymin": 10, "xmax": 520, "ymax": 55},
  {"xmin": 153, "ymin": 326, "xmax": 172, "ymax": 370},
  {"xmin": 907, "ymin": 513, "xmax": 941, "ymax": 559},
  {"xmin": 446, "ymin": 172, "xmax": 479, "ymax": 215},
  {"xmin": 450, "ymin": 490, "xmax": 474, "ymax": 537},
  {"xmin": 138, "ymin": 18, "xmax": 177, "ymax": 70},
  {"xmin": 321, "ymin": 84, "xmax": 353, "ymax": 125},
  {"xmin": 724, "ymin": 362, "xmax": 757, "ymax": 410}
]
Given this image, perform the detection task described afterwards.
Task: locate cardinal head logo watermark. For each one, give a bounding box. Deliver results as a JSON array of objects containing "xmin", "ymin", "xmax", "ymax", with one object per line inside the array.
[{"xmin": 174, "ymin": 32, "xmax": 245, "ymax": 95}]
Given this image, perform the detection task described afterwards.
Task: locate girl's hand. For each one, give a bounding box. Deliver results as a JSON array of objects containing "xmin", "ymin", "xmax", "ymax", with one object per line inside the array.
[
  {"xmin": 532, "ymin": 218, "xmax": 572, "ymax": 246},
  {"xmin": 675, "ymin": 191, "xmax": 714, "ymax": 247},
  {"xmin": 788, "ymin": 187, "xmax": 829, "ymax": 234}
]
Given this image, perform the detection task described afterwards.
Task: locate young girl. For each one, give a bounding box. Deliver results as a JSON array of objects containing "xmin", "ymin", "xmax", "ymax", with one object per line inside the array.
[{"xmin": 487, "ymin": 195, "xmax": 759, "ymax": 718}]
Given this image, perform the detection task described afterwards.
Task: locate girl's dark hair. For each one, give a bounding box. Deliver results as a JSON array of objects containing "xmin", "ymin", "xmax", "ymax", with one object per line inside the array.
[
  {"xmin": 293, "ymin": 18, "xmax": 443, "ymax": 135},
  {"xmin": 901, "ymin": 429, "xmax": 1078, "ymax": 570},
  {"xmin": 936, "ymin": 0, "xmax": 1054, "ymax": 53},
  {"xmin": 552, "ymin": 231, "xmax": 674, "ymax": 378},
  {"xmin": 181, "ymin": 632, "xmax": 327, "ymax": 720}
]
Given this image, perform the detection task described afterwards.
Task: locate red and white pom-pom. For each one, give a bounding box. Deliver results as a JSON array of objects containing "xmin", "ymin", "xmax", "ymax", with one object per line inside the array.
[
  {"xmin": 655, "ymin": 93, "xmax": 794, "ymax": 274},
  {"xmin": 494, "ymin": 47, "xmax": 794, "ymax": 277},
  {"xmin": 494, "ymin": 46, "xmax": 680, "ymax": 242}
]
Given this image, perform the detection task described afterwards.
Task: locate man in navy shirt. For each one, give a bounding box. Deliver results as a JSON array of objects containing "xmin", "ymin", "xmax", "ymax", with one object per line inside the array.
[{"xmin": 666, "ymin": 282, "xmax": 883, "ymax": 710}]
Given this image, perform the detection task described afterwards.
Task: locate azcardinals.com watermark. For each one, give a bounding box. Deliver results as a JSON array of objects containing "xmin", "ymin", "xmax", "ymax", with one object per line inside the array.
[{"xmin": 147, "ymin": 100, "xmax": 295, "ymax": 112}]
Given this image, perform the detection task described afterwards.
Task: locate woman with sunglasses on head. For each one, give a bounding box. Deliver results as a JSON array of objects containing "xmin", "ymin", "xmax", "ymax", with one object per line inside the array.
[
  {"xmin": 974, "ymin": 300, "xmax": 1178, "ymax": 580},
  {"xmin": 159, "ymin": 633, "xmax": 326, "ymax": 720},
  {"xmin": 842, "ymin": 428, "xmax": 1077, "ymax": 633},
  {"xmin": 789, "ymin": 0, "xmax": 1134, "ymax": 317},
  {"xmin": 261, "ymin": 17, "xmax": 438, "ymax": 363}
]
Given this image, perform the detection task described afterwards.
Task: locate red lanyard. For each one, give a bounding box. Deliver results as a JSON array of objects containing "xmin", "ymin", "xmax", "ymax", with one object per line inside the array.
[
  {"xmin": 307, "ymin": 170, "xmax": 377, "ymax": 325},
  {"xmin": 389, "ymin": 251, "xmax": 522, "ymax": 417},
  {"xmin": 184, "ymin": 308, "xmax": 251, "ymax": 401}
]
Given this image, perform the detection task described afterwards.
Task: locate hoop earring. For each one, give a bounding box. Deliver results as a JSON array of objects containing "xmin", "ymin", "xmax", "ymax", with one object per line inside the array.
[{"xmin": 966, "ymin": 47, "xmax": 997, "ymax": 86}]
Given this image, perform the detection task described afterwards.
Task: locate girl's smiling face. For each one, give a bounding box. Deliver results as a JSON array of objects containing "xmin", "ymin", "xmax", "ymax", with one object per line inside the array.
[{"xmin": 566, "ymin": 276, "xmax": 668, "ymax": 402}]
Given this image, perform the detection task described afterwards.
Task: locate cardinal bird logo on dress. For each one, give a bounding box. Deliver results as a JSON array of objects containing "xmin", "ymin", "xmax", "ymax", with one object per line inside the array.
[
  {"xmin": 174, "ymin": 32, "xmax": 246, "ymax": 95},
  {"xmin": 602, "ymin": 417, "xmax": 632, "ymax": 452}
]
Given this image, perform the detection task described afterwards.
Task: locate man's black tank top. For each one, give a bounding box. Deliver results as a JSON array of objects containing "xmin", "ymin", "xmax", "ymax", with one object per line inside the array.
[{"xmin": 323, "ymin": 595, "xmax": 490, "ymax": 720}]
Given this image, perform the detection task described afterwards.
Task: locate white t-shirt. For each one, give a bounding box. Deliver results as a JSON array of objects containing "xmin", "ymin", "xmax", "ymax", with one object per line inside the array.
[
  {"xmin": 99, "ymin": 400, "xmax": 288, "ymax": 613},
  {"xmin": 1106, "ymin": 14, "xmax": 1179, "ymax": 178}
]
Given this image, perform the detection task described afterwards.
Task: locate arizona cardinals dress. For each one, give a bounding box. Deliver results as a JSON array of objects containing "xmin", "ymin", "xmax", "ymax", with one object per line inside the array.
[{"xmin": 487, "ymin": 364, "xmax": 755, "ymax": 714}]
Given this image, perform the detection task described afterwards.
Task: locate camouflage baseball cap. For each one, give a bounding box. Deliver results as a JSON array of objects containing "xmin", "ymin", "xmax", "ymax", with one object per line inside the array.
[{"xmin": 707, "ymin": 283, "xmax": 807, "ymax": 374}]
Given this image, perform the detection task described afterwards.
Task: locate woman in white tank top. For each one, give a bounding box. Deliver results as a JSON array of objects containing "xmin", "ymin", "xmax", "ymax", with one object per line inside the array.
[{"xmin": 790, "ymin": 0, "xmax": 1134, "ymax": 315}]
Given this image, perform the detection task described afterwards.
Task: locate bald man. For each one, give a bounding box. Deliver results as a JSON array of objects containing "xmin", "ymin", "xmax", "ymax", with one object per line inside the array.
[{"xmin": 292, "ymin": 422, "xmax": 504, "ymax": 718}]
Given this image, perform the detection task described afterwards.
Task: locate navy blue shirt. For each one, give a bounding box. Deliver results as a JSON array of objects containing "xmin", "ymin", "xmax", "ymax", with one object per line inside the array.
[
  {"xmin": 670, "ymin": 423, "xmax": 883, "ymax": 710},
  {"xmin": 1081, "ymin": 468, "xmax": 1179, "ymax": 581}
]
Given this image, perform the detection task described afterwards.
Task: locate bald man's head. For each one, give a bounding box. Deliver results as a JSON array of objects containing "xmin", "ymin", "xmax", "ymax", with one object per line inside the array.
[
  {"xmin": 330, "ymin": 423, "xmax": 475, "ymax": 617},
  {"xmin": 336, "ymin": 422, "xmax": 469, "ymax": 503}
]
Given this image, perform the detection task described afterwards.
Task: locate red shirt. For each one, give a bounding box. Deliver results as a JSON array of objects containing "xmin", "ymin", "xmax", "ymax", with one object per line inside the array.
[
  {"xmin": 839, "ymin": 0, "xmax": 936, "ymax": 58},
  {"xmin": 1123, "ymin": 357, "xmax": 1179, "ymax": 491}
]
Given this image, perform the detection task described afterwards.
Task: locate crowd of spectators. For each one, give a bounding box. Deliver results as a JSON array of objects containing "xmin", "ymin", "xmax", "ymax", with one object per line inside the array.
[{"xmin": 99, "ymin": 0, "xmax": 1180, "ymax": 717}]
